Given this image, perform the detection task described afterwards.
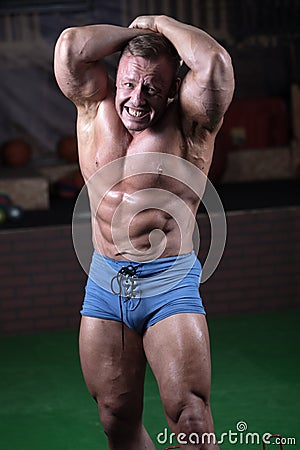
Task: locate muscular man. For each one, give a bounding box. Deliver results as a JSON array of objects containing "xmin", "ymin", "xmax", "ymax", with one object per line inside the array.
[{"xmin": 54, "ymin": 15, "xmax": 234, "ymax": 449}]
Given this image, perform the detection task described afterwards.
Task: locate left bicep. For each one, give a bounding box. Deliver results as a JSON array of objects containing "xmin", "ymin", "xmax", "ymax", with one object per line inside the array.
[{"xmin": 179, "ymin": 51, "xmax": 235, "ymax": 134}]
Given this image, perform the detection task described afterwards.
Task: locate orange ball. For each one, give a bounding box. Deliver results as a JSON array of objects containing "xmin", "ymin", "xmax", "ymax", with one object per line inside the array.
[
  {"xmin": 57, "ymin": 135, "xmax": 78, "ymax": 163},
  {"xmin": 2, "ymin": 139, "xmax": 31, "ymax": 167}
]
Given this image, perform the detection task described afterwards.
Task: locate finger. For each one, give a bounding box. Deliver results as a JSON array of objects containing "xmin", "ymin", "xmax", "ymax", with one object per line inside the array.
[
  {"xmin": 129, "ymin": 16, "xmax": 153, "ymax": 30},
  {"xmin": 128, "ymin": 16, "xmax": 144, "ymax": 28},
  {"xmin": 128, "ymin": 20, "xmax": 137, "ymax": 28}
]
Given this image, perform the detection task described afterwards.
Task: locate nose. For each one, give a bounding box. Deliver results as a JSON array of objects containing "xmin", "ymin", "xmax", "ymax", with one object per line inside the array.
[{"xmin": 131, "ymin": 85, "xmax": 146, "ymax": 106}]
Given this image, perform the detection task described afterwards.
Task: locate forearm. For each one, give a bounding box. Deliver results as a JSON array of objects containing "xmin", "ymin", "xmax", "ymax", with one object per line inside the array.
[
  {"xmin": 56, "ymin": 24, "xmax": 150, "ymax": 65},
  {"xmin": 154, "ymin": 16, "xmax": 228, "ymax": 72}
]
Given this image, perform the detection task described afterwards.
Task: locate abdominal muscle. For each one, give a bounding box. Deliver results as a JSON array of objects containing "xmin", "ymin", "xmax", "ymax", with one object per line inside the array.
[{"xmin": 89, "ymin": 178, "xmax": 198, "ymax": 262}]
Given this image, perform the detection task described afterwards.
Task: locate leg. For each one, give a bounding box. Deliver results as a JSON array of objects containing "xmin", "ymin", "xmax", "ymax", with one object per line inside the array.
[
  {"xmin": 79, "ymin": 316, "xmax": 155, "ymax": 450},
  {"xmin": 143, "ymin": 313, "xmax": 219, "ymax": 449}
]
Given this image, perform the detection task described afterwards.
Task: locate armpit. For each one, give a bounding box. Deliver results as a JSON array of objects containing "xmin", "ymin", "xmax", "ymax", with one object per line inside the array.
[{"xmin": 202, "ymin": 98, "xmax": 225, "ymax": 132}]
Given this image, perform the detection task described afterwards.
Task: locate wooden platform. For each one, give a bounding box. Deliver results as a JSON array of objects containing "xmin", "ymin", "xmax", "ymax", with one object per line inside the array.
[
  {"xmin": 0, "ymin": 168, "xmax": 49, "ymax": 210},
  {"xmin": 0, "ymin": 164, "xmax": 79, "ymax": 210}
]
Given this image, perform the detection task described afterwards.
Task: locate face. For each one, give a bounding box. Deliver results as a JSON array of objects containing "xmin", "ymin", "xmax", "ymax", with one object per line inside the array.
[{"xmin": 115, "ymin": 54, "xmax": 178, "ymax": 134}]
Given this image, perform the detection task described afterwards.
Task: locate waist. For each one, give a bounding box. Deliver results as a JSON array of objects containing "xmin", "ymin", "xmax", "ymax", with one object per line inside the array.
[{"xmin": 88, "ymin": 250, "xmax": 201, "ymax": 298}]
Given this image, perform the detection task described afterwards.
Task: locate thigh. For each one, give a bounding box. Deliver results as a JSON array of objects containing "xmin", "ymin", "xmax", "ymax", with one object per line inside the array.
[
  {"xmin": 143, "ymin": 313, "xmax": 211, "ymax": 421},
  {"xmin": 79, "ymin": 316, "xmax": 147, "ymax": 417}
]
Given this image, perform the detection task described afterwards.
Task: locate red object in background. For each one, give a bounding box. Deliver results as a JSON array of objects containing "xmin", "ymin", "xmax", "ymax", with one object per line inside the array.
[
  {"xmin": 208, "ymin": 137, "xmax": 229, "ymax": 184},
  {"xmin": 57, "ymin": 135, "xmax": 78, "ymax": 163},
  {"xmin": 72, "ymin": 169, "xmax": 85, "ymax": 190},
  {"xmin": 262, "ymin": 434, "xmax": 284, "ymax": 449},
  {"xmin": 55, "ymin": 170, "xmax": 85, "ymax": 199},
  {"xmin": 216, "ymin": 97, "xmax": 289, "ymax": 152},
  {"xmin": 2, "ymin": 139, "xmax": 31, "ymax": 167}
]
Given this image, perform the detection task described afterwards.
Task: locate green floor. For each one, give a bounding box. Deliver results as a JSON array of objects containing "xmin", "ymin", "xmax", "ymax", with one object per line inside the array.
[{"xmin": 0, "ymin": 310, "xmax": 299, "ymax": 449}]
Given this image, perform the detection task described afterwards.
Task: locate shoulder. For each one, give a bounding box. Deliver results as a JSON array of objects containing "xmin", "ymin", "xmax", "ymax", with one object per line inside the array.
[{"xmin": 77, "ymin": 85, "xmax": 128, "ymax": 149}]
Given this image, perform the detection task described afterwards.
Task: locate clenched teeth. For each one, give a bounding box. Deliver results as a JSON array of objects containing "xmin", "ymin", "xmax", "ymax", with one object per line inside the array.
[{"xmin": 128, "ymin": 108, "xmax": 143, "ymax": 117}]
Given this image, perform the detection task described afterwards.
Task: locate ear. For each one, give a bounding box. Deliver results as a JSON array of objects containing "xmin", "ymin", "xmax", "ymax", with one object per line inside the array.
[{"xmin": 168, "ymin": 77, "xmax": 181, "ymax": 100}]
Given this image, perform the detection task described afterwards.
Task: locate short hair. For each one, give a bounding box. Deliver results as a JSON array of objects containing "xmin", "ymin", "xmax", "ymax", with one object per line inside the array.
[{"xmin": 120, "ymin": 34, "xmax": 181, "ymax": 74}]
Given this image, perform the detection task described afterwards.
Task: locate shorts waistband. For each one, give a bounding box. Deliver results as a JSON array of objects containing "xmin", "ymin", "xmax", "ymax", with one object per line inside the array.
[{"xmin": 88, "ymin": 251, "xmax": 201, "ymax": 298}]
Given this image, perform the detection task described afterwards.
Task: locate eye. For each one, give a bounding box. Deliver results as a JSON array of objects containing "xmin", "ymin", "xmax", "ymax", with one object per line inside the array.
[
  {"xmin": 124, "ymin": 82, "xmax": 134, "ymax": 88},
  {"xmin": 145, "ymin": 85, "xmax": 158, "ymax": 96}
]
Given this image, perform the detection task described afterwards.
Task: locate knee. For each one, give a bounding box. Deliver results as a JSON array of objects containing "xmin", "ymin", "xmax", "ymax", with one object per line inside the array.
[
  {"xmin": 166, "ymin": 395, "xmax": 213, "ymax": 436},
  {"xmin": 179, "ymin": 403, "xmax": 209, "ymax": 435},
  {"xmin": 97, "ymin": 396, "xmax": 141, "ymax": 442}
]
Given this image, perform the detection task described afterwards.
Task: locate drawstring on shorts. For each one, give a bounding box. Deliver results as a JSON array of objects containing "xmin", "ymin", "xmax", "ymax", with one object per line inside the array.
[{"xmin": 111, "ymin": 264, "xmax": 139, "ymax": 350}]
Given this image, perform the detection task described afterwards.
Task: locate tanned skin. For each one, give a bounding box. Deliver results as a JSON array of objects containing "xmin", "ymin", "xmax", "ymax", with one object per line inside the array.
[{"xmin": 54, "ymin": 15, "xmax": 234, "ymax": 450}]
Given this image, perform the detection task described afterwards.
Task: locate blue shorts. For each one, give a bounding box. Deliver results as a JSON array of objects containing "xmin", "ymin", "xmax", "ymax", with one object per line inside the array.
[{"xmin": 81, "ymin": 251, "xmax": 205, "ymax": 334}]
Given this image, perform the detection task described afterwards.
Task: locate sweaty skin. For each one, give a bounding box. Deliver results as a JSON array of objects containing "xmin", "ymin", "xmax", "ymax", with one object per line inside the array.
[
  {"xmin": 54, "ymin": 16, "xmax": 234, "ymax": 262},
  {"xmin": 82, "ymin": 53, "xmax": 203, "ymax": 261},
  {"xmin": 54, "ymin": 15, "xmax": 234, "ymax": 450}
]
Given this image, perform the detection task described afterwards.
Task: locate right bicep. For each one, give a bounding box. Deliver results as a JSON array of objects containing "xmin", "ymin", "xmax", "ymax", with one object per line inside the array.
[{"xmin": 54, "ymin": 29, "xmax": 109, "ymax": 106}]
